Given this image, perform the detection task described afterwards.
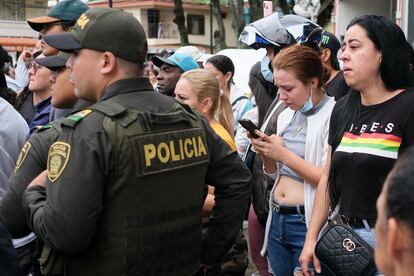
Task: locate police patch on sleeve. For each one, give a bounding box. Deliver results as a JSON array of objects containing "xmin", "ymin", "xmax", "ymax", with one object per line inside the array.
[
  {"xmin": 131, "ymin": 128, "xmax": 209, "ymax": 176},
  {"xmin": 14, "ymin": 142, "xmax": 31, "ymax": 172},
  {"xmin": 47, "ymin": 142, "xmax": 71, "ymax": 182}
]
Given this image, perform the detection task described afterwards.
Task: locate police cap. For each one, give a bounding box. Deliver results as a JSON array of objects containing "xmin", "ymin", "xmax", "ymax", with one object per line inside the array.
[
  {"xmin": 35, "ymin": 51, "xmax": 70, "ymax": 71},
  {"xmin": 43, "ymin": 7, "xmax": 148, "ymax": 64}
]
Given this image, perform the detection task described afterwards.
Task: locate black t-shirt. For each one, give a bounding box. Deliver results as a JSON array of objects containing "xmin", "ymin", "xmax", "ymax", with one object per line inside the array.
[
  {"xmin": 325, "ymin": 71, "xmax": 350, "ymax": 101},
  {"xmin": 329, "ymin": 89, "xmax": 414, "ymax": 219}
]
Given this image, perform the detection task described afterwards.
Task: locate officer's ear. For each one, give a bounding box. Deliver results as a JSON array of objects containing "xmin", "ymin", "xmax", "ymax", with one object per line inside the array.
[{"xmin": 101, "ymin": 52, "xmax": 117, "ymax": 75}]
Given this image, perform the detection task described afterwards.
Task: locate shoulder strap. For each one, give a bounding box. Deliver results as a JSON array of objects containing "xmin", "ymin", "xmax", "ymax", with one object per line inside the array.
[
  {"xmin": 90, "ymin": 101, "xmax": 138, "ymax": 127},
  {"xmin": 91, "ymin": 101, "xmax": 127, "ymax": 117},
  {"xmin": 61, "ymin": 109, "xmax": 93, "ymax": 128},
  {"xmin": 231, "ymin": 96, "xmax": 248, "ymax": 107}
]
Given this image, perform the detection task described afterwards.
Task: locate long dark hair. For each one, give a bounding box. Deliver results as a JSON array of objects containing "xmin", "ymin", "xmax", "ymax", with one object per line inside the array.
[
  {"xmin": 328, "ymin": 15, "xmax": 414, "ymax": 205},
  {"xmin": 0, "ymin": 46, "xmax": 17, "ymax": 105},
  {"xmin": 206, "ymin": 55, "xmax": 235, "ymax": 89}
]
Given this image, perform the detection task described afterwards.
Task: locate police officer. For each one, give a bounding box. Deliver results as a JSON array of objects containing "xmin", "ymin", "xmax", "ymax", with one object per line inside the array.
[
  {"xmin": 0, "ymin": 52, "xmax": 92, "ymax": 275},
  {"xmin": 22, "ymin": 7, "xmax": 251, "ymax": 275}
]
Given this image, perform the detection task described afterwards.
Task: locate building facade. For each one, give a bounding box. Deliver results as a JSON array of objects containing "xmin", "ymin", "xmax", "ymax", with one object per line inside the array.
[
  {"xmin": 0, "ymin": 0, "xmax": 46, "ymax": 52},
  {"xmin": 88, "ymin": 0, "xmax": 238, "ymax": 54},
  {"xmin": 334, "ymin": 0, "xmax": 414, "ymax": 47}
]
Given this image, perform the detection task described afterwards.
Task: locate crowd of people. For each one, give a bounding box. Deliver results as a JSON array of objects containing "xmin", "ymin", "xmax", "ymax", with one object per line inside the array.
[{"xmin": 0, "ymin": 0, "xmax": 413, "ymax": 275}]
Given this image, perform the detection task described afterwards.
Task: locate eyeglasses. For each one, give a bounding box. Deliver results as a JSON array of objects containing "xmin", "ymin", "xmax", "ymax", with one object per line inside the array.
[
  {"xmin": 29, "ymin": 62, "xmax": 43, "ymax": 73},
  {"xmin": 40, "ymin": 21, "xmax": 73, "ymax": 34}
]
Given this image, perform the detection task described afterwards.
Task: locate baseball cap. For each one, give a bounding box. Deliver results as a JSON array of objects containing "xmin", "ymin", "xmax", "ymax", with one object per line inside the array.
[
  {"xmin": 43, "ymin": 7, "xmax": 148, "ymax": 64},
  {"xmin": 320, "ymin": 31, "xmax": 341, "ymax": 69},
  {"xmin": 27, "ymin": 0, "xmax": 89, "ymax": 32},
  {"xmin": 175, "ymin": 46, "xmax": 203, "ymax": 61},
  {"xmin": 35, "ymin": 51, "xmax": 70, "ymax": 71},
  {"xmin": 152, "ymin": 53, "xmax": 199, "ymax": 72}
]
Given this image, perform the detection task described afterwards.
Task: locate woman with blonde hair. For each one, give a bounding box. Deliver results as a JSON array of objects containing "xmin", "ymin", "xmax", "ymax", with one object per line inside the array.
[
  {"xmin": 175, "ymin": 69, "xmax": 247, "ymax": 275},
  {"xmin": 175, "ymin": 69, "xmax": 235, "ymax": 149}
]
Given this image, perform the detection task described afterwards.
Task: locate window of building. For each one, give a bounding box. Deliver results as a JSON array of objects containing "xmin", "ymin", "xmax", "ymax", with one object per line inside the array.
[
  {"xmin": 187, "ymin": 14, "xmax": 205, "ymax": 35},
  {"xmin": 0, "ymin": 0, "xmax": 26, "ymax": 21},
  {"xmin": 147, "ymin": 9, "xmax": 160, "ymax": 38}
]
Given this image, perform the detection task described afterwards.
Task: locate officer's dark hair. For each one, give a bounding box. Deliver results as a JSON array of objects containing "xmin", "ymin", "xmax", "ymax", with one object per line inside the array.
[
  {"xmin": 385, "ymin": 146, "xmax": 414, "ymax": 232},
  {"xmin": 327, "ymin": 15, "xmax": 414, "ymax": 205},
  {"xmin": 117, "ymin": 57, "xmax": 143, "ymax": 77},
  {"xmin": 205, "ymin": 55, "xmax": 235, "ymax": 89}
]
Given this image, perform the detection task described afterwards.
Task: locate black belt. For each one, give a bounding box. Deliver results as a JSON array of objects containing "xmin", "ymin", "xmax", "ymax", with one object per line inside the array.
[
  {"xmin": 271, "ymin": 201, "xmax": 305, "ymax": 215},
  {"xmin": 341, "ymin": 216, "xmax": 376, "ymax": 228}
]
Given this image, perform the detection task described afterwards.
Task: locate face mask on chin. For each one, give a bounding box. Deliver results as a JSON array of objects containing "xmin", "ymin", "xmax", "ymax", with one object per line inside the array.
[
  {"xmin": 298, "ymin": 88, "xmax": 314, "ymax": 113},
  {"xmin": 260, "ymin": 55, "xmax": 273, "ymax": 83}
]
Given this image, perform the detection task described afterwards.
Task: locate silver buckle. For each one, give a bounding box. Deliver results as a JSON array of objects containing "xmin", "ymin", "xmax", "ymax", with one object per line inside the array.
[{"xmin": 272, "ymin": 201, "xmax": 280, "ymax": 212}]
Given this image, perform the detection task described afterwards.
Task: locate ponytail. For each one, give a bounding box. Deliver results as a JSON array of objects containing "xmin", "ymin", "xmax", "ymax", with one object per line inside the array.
[{"xmin": 218, "ymin": 92, "xmax": 235, "ymax": 138}]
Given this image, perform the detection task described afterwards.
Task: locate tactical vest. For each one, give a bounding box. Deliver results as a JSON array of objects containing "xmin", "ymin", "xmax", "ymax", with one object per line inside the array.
[{"xmin": 65, "ymin": 99, "xmax": 210, "ymax": 276}]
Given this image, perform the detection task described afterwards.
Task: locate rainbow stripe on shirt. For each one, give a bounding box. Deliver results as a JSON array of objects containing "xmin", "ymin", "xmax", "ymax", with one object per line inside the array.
[{"xmin": 336, "ymin": 132, "xmax": 401, "ymax": 159}]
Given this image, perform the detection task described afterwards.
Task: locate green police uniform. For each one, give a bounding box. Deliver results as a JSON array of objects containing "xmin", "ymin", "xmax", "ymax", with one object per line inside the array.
[
  {"xmin": 0, "ymin": 100, "xmax": 91, "ymax": 237},
  {"xmin": 23, "ymin": 77, "xmax": 251, "ymax": 275},
  {"xmin": 0, "ymin": 100, "xmax": 92, "ymax": 275},
  {"xmin": 22, "ymin": 7, "xmax": 251, "ymax": 275}
]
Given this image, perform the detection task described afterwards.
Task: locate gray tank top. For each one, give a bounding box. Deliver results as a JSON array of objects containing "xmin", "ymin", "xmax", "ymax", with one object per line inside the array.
[{"xmin": 278, "ymin": 94, "xmax": 330, "ymax": 182}]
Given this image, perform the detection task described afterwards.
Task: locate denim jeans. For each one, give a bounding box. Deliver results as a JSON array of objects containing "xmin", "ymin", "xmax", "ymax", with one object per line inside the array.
[
  {"xmin": 354, "ymin": 227, "xmax": 376, "ymax": 248},
  {"xmin": 353, "ymin": 226, "xmax": 384, "ymax": 276},
  {"xmin": 267, "ymin": 209, "xmax": 307, "ymax": 276}
]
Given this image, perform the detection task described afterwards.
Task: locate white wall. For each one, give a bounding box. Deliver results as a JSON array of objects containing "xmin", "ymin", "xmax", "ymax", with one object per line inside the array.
[{"xmin": 336, "ymin": 0, "xmax": 391, "ymax": 41}]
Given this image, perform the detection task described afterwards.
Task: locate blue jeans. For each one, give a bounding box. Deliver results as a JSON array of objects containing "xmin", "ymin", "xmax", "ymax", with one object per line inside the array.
[
  {"xmin": 353, "ymin": 227, "xmax": 384, "ymax": 276},
  {"xmin": 354, "ymin": 227, "xmax": 376, "ymax": 248},
  {"xmin": 267, "ymin": 210, "xmax": 307, "ymax": 276}
]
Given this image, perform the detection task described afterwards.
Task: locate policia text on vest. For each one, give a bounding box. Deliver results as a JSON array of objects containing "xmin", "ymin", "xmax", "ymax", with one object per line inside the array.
[{"xmin": 138, "ymin": 128, "xmax": 207, "ymax": 174}]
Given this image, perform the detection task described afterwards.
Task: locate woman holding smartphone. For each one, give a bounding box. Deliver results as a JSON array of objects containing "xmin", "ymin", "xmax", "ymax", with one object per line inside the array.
[{"xmin": 251, "ymin": 45, "xmax": 335, "ymax": 275}]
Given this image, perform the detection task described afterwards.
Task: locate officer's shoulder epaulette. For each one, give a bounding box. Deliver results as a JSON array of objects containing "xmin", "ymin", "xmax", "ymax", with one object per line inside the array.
[
  {"xmin": 61, "ymin": 109, "xmax": 94, "ymax": 128},
  {"xmin": 34, "ymin": 124, "xmax": 52, "ymax": 132}
]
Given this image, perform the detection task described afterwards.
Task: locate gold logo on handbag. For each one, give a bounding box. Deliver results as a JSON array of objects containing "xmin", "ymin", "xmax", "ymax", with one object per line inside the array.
[{"xmin": 343, "ymin": 238, "xmax": 356, "ymax": 252}]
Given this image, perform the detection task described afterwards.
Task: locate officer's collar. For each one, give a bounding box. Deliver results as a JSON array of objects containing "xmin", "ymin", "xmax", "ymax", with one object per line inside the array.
[{"xmin": 99, "ymin": 77, "xmax": 154, "ymax": 101}]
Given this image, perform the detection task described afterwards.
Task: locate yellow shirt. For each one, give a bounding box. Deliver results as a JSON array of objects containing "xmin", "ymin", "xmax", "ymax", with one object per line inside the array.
[{"xmin": 210, "ymin": 122, "xmax": 237, "ymax": 151}]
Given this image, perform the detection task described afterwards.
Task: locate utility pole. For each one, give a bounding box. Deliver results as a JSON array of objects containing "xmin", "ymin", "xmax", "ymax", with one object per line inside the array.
[{"xmin": 210, "ymin": 1, "xmax": 213, "ymax": 53}]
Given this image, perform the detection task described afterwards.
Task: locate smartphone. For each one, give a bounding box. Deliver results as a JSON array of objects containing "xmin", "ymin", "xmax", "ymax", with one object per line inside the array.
[
  {"xmin": 263, "ymin": 1, "xmax": 273, "ymax": 17},
  {"xmin": 238, "ymin": 119, "xmax": 260, "ymax": 138}
]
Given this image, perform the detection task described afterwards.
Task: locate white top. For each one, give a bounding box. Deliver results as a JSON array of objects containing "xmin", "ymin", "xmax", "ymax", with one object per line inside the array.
[
  {"xmin": 260, "ymin": 95, "xmax": 336, "ymax": 256},
  {"xmin": 230, "ymin": 83, "xmax": 253, "ymax": 132},
  {"xmin": 0, "ymin": 98, "xmax": 29, "ymax": 162}
]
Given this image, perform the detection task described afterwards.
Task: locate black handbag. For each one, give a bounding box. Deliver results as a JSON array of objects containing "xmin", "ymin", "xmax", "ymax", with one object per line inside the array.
[{"xmin": 315, "ymin": 220, "xmax": 377, "ymax": 276}]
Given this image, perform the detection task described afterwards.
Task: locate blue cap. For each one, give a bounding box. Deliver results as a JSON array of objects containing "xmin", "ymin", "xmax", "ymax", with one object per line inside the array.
[{"xmin": 152, "ymin": 53, "xmax": 199, "ymax": 72}]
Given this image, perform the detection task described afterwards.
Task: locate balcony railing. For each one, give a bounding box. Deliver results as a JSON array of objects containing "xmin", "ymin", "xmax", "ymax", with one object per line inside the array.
[{"xmin": 0, "ymin": 20, "xmax": 38, "ymax": 38}]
